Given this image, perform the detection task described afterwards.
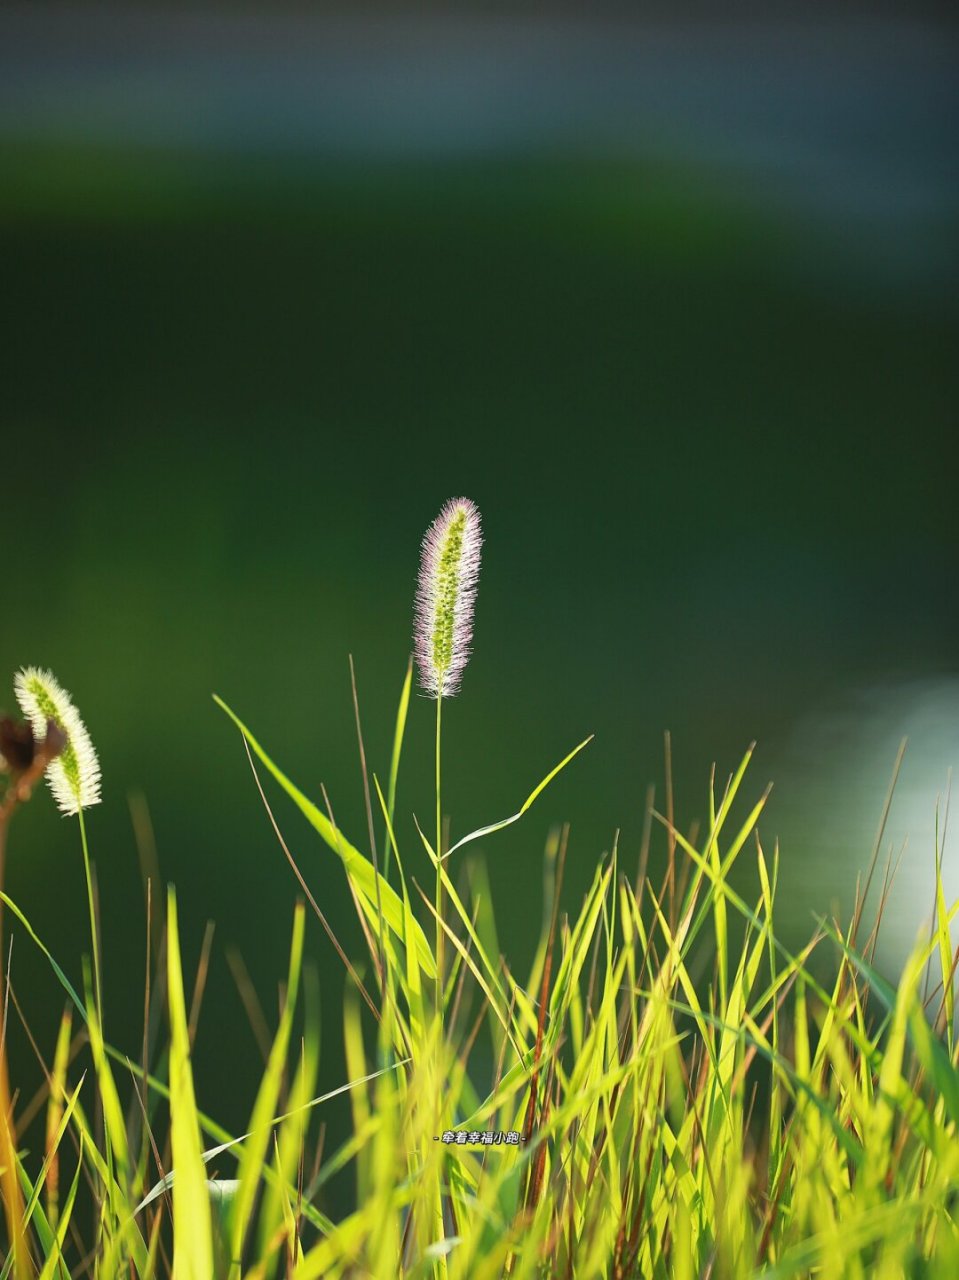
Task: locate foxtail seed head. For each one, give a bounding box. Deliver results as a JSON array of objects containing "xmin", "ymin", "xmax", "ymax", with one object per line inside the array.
[
  {"xmin": 14, "ymin": 667, "xmax": 101, "ymax": 815},
  {"xmin": 413, "ymin": 497, "xmax": 482, "ymax": 698}
]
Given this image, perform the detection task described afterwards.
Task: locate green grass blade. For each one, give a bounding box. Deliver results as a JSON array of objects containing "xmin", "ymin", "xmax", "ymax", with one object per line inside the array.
[
  {"xmin": 383, "ymin": 657, "xmax": 414, "ymax": 880},
  {"xmin": 825, "ymin": 920, "xmax": 959, "ymax": 1128},
  {"xmin": 20, "ymin": 1075, "xmax": 85, "ymax": 1233},
  {"xmin": 441, "ymin": 735, "xmax": 593, "ymax": 862},
  {"xmin": 213, "ymin": 694, "xmax": 435, "ymax": 978},
  {"xmin": 0, "ymin": 892, "xmax": 86, "ymax": 1021},
  {"xmin": 84, "ymin": 976, "xmax": 131, "ymax": 1187},
  {"xmin": 38, "ymin": 1135, "xmax": 83, "ymax": 1280},
  {"xmin": 167, "ymin": 887, "xmax": 215, "ymax": 1279},
  {"xmin": 229, "ymin": 902, "xmax": 305, "ymax": 1265},
  {"xmin": 934, "ymin": 824, "xmax": 954, "ymax": 1048}
]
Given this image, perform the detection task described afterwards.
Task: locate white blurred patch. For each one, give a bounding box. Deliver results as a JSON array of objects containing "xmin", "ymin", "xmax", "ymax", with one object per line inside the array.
[{"xmin": 771, "ymin": 676, "xmax": 959, "ymax": 978}]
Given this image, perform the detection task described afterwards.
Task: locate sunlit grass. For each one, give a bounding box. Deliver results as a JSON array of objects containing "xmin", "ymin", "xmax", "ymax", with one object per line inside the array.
[{"xmin": 1, "ymin": 639, "xmax": 958, "ymax": 1277}]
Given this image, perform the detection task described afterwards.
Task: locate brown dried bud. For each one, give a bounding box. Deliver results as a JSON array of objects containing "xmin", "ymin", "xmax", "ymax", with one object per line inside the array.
[
  {"xmin": 0, "ymin": 716, "xmax": 37, "ymax": 773},
  {"xmin": 0, "ymin": 716, "xmax": 65, "ymax": 775}
]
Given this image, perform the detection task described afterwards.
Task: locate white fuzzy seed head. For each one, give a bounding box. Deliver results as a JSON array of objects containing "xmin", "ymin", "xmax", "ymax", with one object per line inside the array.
[
  {"xmin": 14, "ymin": 666, "xmax": 101, "ymax": 816},
  {"xmin": 413, "ymin": 497, "xmax": 483, "ymax": 698}
]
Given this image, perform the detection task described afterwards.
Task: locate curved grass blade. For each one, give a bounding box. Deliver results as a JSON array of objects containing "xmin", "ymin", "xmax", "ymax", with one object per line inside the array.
[
  {"xmin": 0, "ymin": 892, "xmax": 86, "ymax": 1022},
  {"xmin": 440, "ymin": 735, "xmax": 593, "ymax": 862},
  {"xmin": 38, "ymin": 1134, "xmax": 83, "ymax": 1280},
  {"xmin": 167, "ymin": 887, "xmax": 214, "ymax": 1280}
]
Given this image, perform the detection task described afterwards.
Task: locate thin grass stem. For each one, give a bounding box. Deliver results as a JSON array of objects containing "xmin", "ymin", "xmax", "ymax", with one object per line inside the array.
[
  {"xmin": 435, "ymin": 694, "xmax": 444, "ymax": 1016},
  {"xmin": 78, "ymin": 808, "xmax": 103, "ymax": 1029}
]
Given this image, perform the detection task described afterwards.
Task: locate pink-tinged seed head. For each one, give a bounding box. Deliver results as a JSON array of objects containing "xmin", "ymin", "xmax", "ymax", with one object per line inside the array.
[
  {"xmin": 413, "ymin": 498, "xmax": 483, "ymax": 698},
  {"xmin": 14, "ymin": 666, "xmax": 101, "ymax": 815}
]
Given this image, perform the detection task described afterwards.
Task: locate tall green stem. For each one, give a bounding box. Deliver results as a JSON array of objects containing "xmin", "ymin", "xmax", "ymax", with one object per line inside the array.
[
  {"xmin": 78, "ymin": 808, "xmax": 103, "ymax": 1027},
  {"xmin": 434, "ymin": 695, "xmax": 444, "ymax": 1016},
  {"xmin": 433, "ymin": 700, "xmax": 451, "ymax": 1279},
  {"xmin": 79, "ymin": 806, "xmax": 116, "ymax": 1242}
]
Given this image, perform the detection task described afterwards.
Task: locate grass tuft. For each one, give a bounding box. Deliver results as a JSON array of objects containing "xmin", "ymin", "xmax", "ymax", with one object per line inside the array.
[{"xmin": 0, "ymin": 538, "xmax": 957, "ymax": 1276}]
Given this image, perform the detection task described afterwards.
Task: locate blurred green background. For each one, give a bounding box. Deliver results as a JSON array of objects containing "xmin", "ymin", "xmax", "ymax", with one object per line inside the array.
[{"xmin": 1, "ymin": 4, "xmax": 957, "ymax": 1216}]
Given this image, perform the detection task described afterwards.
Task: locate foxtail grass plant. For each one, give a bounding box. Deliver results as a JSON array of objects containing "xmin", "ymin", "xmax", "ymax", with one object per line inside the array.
[
  {"xmin": 413, "ymin": 496, "xmax": 483, "ymax": 1018},
  {"xmin": 0, "ymin": 507, "xmax": 958, "ymax": 1277},
  {"xmin": 13, "ymin": 669, "xmax": 103, "ymax": 1024}
]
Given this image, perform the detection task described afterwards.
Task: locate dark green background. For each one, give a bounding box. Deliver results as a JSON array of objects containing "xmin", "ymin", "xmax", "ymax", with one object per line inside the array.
[{"xmin": 2, "ymin": 8, "xmax": 957, "ymax": 1217}]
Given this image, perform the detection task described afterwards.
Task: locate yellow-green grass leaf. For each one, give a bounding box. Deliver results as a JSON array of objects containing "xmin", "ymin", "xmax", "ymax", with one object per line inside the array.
[
  {"xmin": 374, "ymin": 774, "xmax": 426, "ymax": 1040},
  {"xmin": 229, "ymin": 902, "xmax": 305, "ymax": 1265},
  {"xmin": 439, "ymin": 735, "xmax": 593, "ymax": 862},
  {"xmin": 167, "ymin": 887, "xmax": 214, "ymax": 1280},
  {"xmin": 38, "ymin": 1135, "xmax": 83, "ymax": 1280},
  {"xmin": 134, "ymin": 1062, "xmax": 406, "ymax": 1232},
  {"xmin": 45, "ymin": 1007, "xmax": 73, "ymax": 1227},
  {"xmin": 84, "ymin": 975, "xmax": 131, "ymax": 1186},
  {"xmin": 385, "ymin": 658, "xmax": 413, "ymax": 856},
  {"xmin": 417, "ymin": 869, "xmax": 525, "ymax": 1065},
  {"xmin": 650, "ymin": 994, "xmax": 866, "ymax": 1169},
  {"xmin": 759, "ymin": 1198, "xmax": 928, "ymax": 1280},
  {"xmin": 414, "ymin": 817, "xmax": 517, "ymax": 1038},
  {"xmin": 550, "ymin": 860, "xmax": 613, "ymax": 1026},
  {"xmin": 214, "ymin": 695, "xmax": 435, "ymax": 979},
  {"xmin": 257, "ymin": 1004, "xmax": 319, "ymax": 1262},
  {"xmin": 0, "ymin": 896, "xmax": 220, "ymax": 1192},
  {"xmin": 11, "ymin": 1158, "xmax": 53, "ymax": 1280},
  {"xmin": 935, "ymin": 842, "xmax": 954, "ymax": 1048},
  {"xmin": 55, "ymin": 1090, "xmax": 149, "ymax": 1271},
  {"xmin": 0, "ymin": 892, "xmax": 85, "ymax": 1021},
  {"xmin": 665, "ymin": 822, "xmax": 847, "ymax": 1022},
  {"xmin": 825, "ymin": 919, "xmax": 959, "ymax": 1128},
  {"xmin": 20, "ymin": 1075, "xmax": 85, "ymax": 1234}
]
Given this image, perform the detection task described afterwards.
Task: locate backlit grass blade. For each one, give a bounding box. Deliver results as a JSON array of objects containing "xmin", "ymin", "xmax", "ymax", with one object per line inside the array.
[
  {"xmin": 0, "ymin": 892, "xmax": 86, "ymax": 1021},
  {"xmin": 440, "ymin": 736, "xmax": 593, "ymax": 862},
  {"xmin": 374, "ymin": 775, "xmax": 426, "ymax": 1040},
  {"xmin": 134, "ymin": 1062, "xmax": 407, "ymax": 1231},
  {"xmin": 934, "ymin": 818, "xmax": 954, "ymax": 1048},
  {"xmin": 167, "ymin": 887, "xmax": 214, "ymax": 1280},
  {"xmin": 8, "ymin": 602, "xmax": 959, "ymax": 1280},
  {"xmin": 229, "ymin": 902, "xmax": 305, "ymax": 1266},
  {"xmin": 549, "ymin": 860, "xmax": 613, "ymax": 1026},
  {"xmin": 53, "ymin": 1087, "xmax": 149, "ymax": 1272},
  {"xmin": 467, "ymin": 855, "xmax": 506, "ymax": 1059},
  {"xmin": 44, "ymin": 1007, "xmax": 74, "ymax": 1229},
  {"xmin": 413, "ymin": 817, "xmax": 516, "ymax": 1034},
  {"xmin": 214, "ymin": 694, "xmax": 435, "ymax": 978},
  {"xmin": 10, "ymin": 1157, "xmax": 56, "ymax": 1280},
  {"xmin": 652, "ymin": 996, "xmax": 868, "ymax": 1169},
  {"xmin": 37, "ymin": 1135, "xmax": 82, "ymax": 1280},
  {"xmin": 20, "ymin": 1075, "xmax": 85, "ymax": 1234},
  {"xmin": 417, "ymin": 873, "xmax": 524, "ymax": 1060},
  {"xmin": 826, "ymin": 920, "xmax": 959, "ymax": 1128},
  {"xmin": 256, "ymin": 983, "xmax": 320, "ymax": 1263},
  {"xmin": 384, "ymin": 657, "xmax": 414, "ymax": 878},
  {"xmin": 84, "ymin": 974, "xmax": 130, "ymax": 1188}
]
